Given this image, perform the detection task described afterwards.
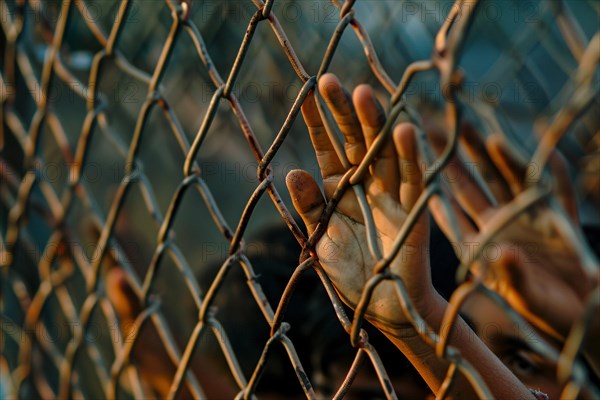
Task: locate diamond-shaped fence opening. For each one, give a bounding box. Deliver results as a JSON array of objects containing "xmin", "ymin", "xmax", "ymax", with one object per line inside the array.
[{"xmin": 1, "ymin": 0, "xmax": 599, "ymax": 399}]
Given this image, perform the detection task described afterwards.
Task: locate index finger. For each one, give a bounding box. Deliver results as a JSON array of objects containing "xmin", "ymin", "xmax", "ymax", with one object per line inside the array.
[
  {"xmin": 319, "ymin": 74, "xmax": 367, "ymax": 166},
  {"xmin": 460, "ymin": 123, "xmax": 512, "ymax": 205},
  {"xmin": 301, "ymin": 91, "xmax": 345, "ymax": 179},
  {"xmin": 427, "ymin": 124, "xmax": 495, "ymax": 227}
]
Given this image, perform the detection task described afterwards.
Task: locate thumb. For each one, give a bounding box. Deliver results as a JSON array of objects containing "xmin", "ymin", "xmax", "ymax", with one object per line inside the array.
[{"xmin": 286, "ymin": 169, "xmax": 326, "ymax": 235}]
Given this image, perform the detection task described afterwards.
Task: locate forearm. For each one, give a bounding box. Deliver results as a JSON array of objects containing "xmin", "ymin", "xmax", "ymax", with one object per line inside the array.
[{"xmin": 375, "ymin": 293, "xmax": 535, "ymax": 399}]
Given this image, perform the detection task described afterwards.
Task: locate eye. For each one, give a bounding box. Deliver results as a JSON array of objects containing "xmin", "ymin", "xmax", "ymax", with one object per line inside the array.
[{"xmin": 503, "ymin": 350, "xmax": 542, "ymax": 377}]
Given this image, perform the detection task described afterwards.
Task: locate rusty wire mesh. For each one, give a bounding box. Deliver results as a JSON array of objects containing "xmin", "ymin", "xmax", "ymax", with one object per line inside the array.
[{"xmin": 1, "ymin": 0, "xmax": 599, "ymax": 398}]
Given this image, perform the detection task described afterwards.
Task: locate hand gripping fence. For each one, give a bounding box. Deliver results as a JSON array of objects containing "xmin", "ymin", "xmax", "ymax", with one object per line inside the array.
[{"xmin": 1, "ymin": 0, "xmax": 599, "ymax": 399}]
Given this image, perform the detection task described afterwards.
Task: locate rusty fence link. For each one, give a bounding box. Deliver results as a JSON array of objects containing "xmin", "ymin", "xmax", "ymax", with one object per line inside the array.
[{"xmin": 1, "ymin": 0, "xmax": 599, "ymax": 398}]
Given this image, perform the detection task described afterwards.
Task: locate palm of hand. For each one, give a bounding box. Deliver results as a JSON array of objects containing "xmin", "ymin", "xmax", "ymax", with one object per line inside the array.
[
  {"xmin": 487, "ymin": 207, "xmax": 590, "ymax": 338},
  {"xmin": 286, "ymin": 75, "xmax": 434, "ymax": 331},
  {"xmin": 315, "ymin": 185, "xmax": 430, "ymax": 328},
  {"xmin": 435, "ymin": 126, "xmax": 595, "ymax": 340}
]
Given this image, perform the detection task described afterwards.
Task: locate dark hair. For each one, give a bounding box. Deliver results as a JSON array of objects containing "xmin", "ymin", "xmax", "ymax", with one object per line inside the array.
[{"xmin": 195, "ymin": 222, "xmax": 432, "ymax": 396}]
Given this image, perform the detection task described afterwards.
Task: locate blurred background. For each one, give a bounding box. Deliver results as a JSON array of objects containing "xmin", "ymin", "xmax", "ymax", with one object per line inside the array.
[{"xmin": 1, "ymin": 0, "xmax": 598, "ymax": 398}]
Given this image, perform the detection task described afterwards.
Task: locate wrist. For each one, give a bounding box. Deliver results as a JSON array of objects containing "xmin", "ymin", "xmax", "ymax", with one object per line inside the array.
[{"xmin": 370, "ymin": 291, "xmax": 449, "ymax": 341}]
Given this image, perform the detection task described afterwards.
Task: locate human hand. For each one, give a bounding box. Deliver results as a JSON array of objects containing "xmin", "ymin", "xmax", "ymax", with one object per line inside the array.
[
  {"xmin": 105, "ymin": 267, "xmax": 184, "ymax": 398},
  {"xmin": 428, "ymin": 123, "xmax": 599, "ymax": 342},
  {"xmin": 286, "ymin": 83, "xmax": 541, "ymax": 398},
  {"xmin": 105, "ymin": 266, "xmax": 240, "ymax": 399},
  {"xmin": 286, "ymin": 74, "xmax": 439, "ymax": 332}
]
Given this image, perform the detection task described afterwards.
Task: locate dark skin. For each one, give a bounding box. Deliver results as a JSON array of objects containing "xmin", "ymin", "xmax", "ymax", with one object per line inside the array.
[
  {"xmin": 426, "ymin": 121, "xmax": 600, "ymax": 376},
  {"xmin": 286, "ymin": 73, "xmax": 535, "ymax": 398},
  {"xmin": 105, "ymin": 267, "xmax": 239, "ymax": 399},
  {"xmin": 462, "ymin": 291, "xmax": 564, "ymax": 399},
  {"xmin": 105, "ymin": 73, "xmax": 598, "ymax": 398}
]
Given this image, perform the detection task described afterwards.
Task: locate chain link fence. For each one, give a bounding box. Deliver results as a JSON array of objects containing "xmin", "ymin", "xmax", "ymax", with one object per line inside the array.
[{"xmin": 1, "ymin": 0, "xmax": 599, "ymax": 398}]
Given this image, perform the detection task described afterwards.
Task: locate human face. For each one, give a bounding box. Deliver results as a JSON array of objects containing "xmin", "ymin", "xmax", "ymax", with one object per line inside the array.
[{"xmin": 462, "ymin": 292, "xmax": 562, "ymax": 398}]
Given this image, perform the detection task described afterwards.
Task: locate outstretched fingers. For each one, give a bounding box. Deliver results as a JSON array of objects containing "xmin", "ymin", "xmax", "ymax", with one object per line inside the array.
[
  {"xmin": 392, "ymin": 123, "xmax": 431, "ymax": 249},
  {"xmin": 487, "ymin": 134, "xmax": 578, "ymax": 222},
  {"xmin": 353, "ymin": 84, "xmax": 399, "ymax": 199},
  {"xmin": 460, "ymin": 124, "xmax": 512, "ymax": 205},
  {"xmin": 394, "ymin": 123, "xmax": 423, "ymax": 210},
  {"xmin": 301, "ymin": 91, "xmax": 347, "ymax": 203},
  {"xmin": 301, "ymin": 91, "xmax": 345, "ymax": 181},
  {"xmin": 486, "ymin": 135, "xmax": 528, "ymax": 196},
  {"xmin": 427, "ymin": 124, "xmax": 495, "ymax": 226},
  {"xmin": 319, "ymin": 74, "xmax": 367, "ymax": 166}
]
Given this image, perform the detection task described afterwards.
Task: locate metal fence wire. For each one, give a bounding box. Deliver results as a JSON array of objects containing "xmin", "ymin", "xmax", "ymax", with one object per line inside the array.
[{"xmin": 1, "ymin": 0, "xmax": 599, "ymax": 399}]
